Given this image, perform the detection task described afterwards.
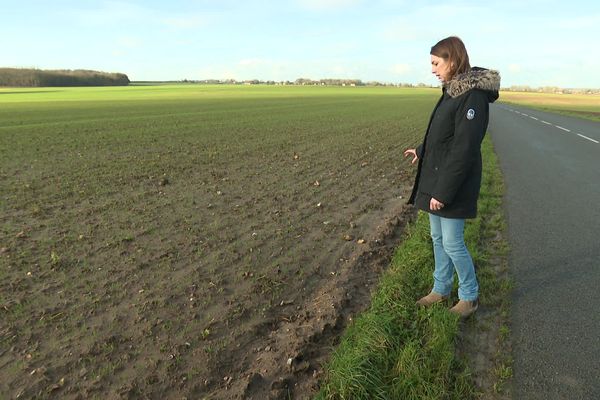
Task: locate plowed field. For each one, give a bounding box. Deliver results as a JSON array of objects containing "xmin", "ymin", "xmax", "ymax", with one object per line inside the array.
[{"xmin": 0, "ymin": 85, "xmax": 438, "ymax": 399}]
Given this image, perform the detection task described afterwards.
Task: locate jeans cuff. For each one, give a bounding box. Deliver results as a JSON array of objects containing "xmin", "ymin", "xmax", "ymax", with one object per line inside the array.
[{"xmin": 432, "ymin": 287, "xmax": 451, "ymax": 297}]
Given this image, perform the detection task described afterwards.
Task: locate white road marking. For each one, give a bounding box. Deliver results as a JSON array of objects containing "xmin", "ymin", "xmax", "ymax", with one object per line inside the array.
[
  {"xmin": 577, "ymin": 134, "xmax": 599, "ymax": 144},
  {"xmin": 503, "ymin": 106, "xmax": 597, "ymax": 145}
]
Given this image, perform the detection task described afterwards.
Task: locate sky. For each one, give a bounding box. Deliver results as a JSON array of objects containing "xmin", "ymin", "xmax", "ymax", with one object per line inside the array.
[{"xmin": 2, "ymin": 0, "xmax": 600, "ymax": 88}]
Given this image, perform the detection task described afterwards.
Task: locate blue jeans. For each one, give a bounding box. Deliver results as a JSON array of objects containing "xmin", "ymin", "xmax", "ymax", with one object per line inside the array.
[{"xmin": 429, "ymin": 213, "xmax": 479, "ymax": 301}]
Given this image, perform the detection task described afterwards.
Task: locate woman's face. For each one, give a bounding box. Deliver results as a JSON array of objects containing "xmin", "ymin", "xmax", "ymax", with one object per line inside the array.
[{"xmin": 431, "ymin": 55, "xmax": 452, "ymax": 82}]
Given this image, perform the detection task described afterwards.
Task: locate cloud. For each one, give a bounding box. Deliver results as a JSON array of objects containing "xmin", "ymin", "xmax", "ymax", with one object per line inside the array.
[
  {"xmin": 381, "ymin": 22, "xmax": 418, "ymax": 41},
  {"xmin": 390, "ymin": 63, "xmax": 412, "ymax": 75},
  {"xmin": 508, "ymin": 64, "xmax": 522, "ymax": 73},
  {"xmin": 296, "ymin": 0, "xmax": 363, "ymax": 11},
  {"xmin": 197, "ymin": 58, "xmax": 368, "ymax": 81},
  {"xmin": 162, "ymin": 15, "xmax": 210, "ymax": 29},
  {"xmin": 110, "ymin": 36, "xmax": 143, "ymax": 57},
  {"xmin": 379, "ymin": 4, "xmax": 490, "ymax": 43},
  {"xmin": 70, "ymin": 2, "xmax": 214, "ymax": 30},
  {"xmin": 239, "ymin": 58, "xmax": 265, "ymax": 67},
  {"xmin": 326, "ymin": 64, "xmax": 355, "ymax": 77},
  {"xmin": 419, "ymin": 3, "xmax": 485, "ymax": 19},
  {"xmin": 116, "ymin": 37, "xmax": 142, "ymax": 48},
  {"xmin": 199, "ymin": 58, "xmax": 293, "ymax": 80},
  {"xmin": 196, "ymin": 66, "xmax": 238, "ymax": 80},
  {"xmin": 70, "ymin": 1, "xmax": 152, "ymax": 26},
  {"xmin": 558, "ymin": 14, "xmax": 600, "ymax": 29}
]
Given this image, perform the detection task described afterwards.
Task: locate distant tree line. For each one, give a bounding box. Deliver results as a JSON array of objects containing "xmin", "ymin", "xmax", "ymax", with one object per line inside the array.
[
  {"xmin": 176, "ymin": 78, "xmax": 436, "ymax": 88},
  {"xmin": 0, "ymin": 68, "xmax": 130, "ymax": 87},
  {"xmin": 502, "ymin": 85, "xmax": 599, "ymax": 95},
  {"xmin": 294, "ymin": 78, "xmax": 365, "ymax": 86},
  {"xmin": 134, "ymin": 78, "xmax": 600, "ymax": 93}
]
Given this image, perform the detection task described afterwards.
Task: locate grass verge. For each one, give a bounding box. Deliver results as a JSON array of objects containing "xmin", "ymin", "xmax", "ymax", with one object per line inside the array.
[{"xmin": 315, "ymin": 135, "xmax": 512, "ymax": 399}]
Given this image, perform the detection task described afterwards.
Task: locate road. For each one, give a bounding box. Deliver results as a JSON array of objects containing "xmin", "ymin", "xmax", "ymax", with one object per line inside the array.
[{"xmin": 488, "ymin": 103, "xmax": 600, "ymax": 400}]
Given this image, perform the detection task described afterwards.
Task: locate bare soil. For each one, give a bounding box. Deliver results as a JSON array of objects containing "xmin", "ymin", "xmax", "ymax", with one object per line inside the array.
[{"xmin": 1, "ymin": 97, "xmax": 420, "ymax": 399}]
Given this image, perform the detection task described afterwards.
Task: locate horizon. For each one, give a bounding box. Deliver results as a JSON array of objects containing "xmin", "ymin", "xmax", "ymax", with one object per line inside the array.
[
  {"xmin": 3, "ymin": 68, "xmax": 599, "ymax": 91},
  {"xmin": 2, "ymin": 1, "xmax": 599, "ymax": 89}
]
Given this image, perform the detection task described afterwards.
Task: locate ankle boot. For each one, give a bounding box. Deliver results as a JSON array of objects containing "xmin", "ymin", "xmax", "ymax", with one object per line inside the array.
[
  {"xmin": 416, "ymin": 292, "xmax": 448, "ymax": 307},
  {"xmin": 449, "ymin": 299, "xmax": 479, "ymax": 318}
]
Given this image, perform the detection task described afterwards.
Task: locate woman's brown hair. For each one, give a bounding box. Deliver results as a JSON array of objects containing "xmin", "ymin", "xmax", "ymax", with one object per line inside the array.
[{"xmin": 430, "ymin": 36, "xmax": 471, "ymax": 80}]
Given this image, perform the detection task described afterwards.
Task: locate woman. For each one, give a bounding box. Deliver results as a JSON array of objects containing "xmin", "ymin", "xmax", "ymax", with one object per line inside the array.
[{"xmin": 404, "ymin": 36, "xmax": 500, "ymax": 318}]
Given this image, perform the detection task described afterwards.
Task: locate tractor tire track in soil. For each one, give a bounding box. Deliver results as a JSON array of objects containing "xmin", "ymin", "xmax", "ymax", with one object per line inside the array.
[{"xmin": 233, "ymin": 202, "xmax": 414, "ymax": 399}]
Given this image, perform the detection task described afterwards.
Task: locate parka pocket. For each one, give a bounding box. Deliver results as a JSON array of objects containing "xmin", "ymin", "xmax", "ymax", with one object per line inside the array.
[{"xmin": 418, "ymin": 162, "xmax": 439, "ymax": 195}]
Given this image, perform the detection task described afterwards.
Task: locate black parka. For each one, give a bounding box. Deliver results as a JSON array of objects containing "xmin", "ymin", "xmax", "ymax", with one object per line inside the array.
[{"xmin": 408, "ymin": 67, "xmax": 501, "ymax": 219}]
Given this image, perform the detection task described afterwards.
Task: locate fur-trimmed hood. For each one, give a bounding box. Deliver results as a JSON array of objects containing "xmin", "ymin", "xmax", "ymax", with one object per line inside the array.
[{"xmin": 444, "ymin": 67, "xmax": 500, "ymax": 102}]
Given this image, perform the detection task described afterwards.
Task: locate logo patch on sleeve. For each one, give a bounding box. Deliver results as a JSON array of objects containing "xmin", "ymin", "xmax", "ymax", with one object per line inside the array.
[{"xmin": 466, "ymin": 109, "xmax": 475, "ymax": 120}]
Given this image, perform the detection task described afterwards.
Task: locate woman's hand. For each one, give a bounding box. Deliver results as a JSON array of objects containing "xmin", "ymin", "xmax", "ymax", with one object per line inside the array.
[
  {"xmin": 403, "ymin": 148, "xmax": 418, "ymax": 164},
  {"xmin": 429, "ymin": 197, "xmax": 445, "ymax": 211}
]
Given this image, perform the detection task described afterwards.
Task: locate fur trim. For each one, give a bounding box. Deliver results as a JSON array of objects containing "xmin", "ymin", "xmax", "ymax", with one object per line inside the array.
[{"xmin": 445, "ymin": 68, "xmax": 500, "ymax": 98}]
